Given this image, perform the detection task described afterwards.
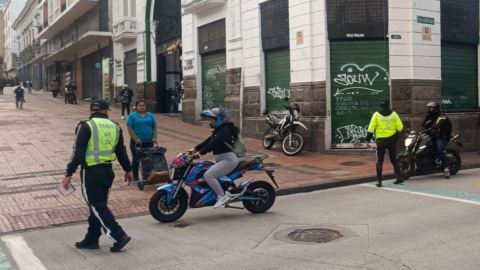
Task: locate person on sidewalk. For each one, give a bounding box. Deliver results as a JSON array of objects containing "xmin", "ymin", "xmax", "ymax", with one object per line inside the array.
[
  {"xmin": 422, "ymin": 102, "xmax": 452, "ymax": 179},
  {"xmin": 50, "ymin": 79, "xmax": 60, "ymax": 98},
  {"xmin": 62, "ymin": 99, "xmax": 133, "ymax": 252},
  {"xmin": 27, "ymin": 80, "xmax": 32, "ymax": 94},
  {"xmin": 174, "ymin": 81, "xmax": 182, "ymax": 113},
  {"xmin": 366, "ymin": 100, "xmax": 404, "ymax": 187},
  {"xmin": 191, "ymin": 107, "xmax": 240, "ymax": 208},
  {"xmin": 0, "ymin": 79, "xmax": 4, "ymax": 95},
  {"xmin": 13, "ymin": 85, "xmax": 25, "ymax": 109},
  {"xmin": 126, "ymin": 100, "xmax": 157, "ymax": 182},
  {"xmin": 120, "ymin": 84, "xmax": 134, "ymax": 119}
]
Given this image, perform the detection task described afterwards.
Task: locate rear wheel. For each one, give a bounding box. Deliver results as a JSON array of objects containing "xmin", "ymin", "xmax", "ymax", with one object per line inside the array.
[
  {"xmin": 242, "ymin": 181, "xmax": 276, "ymax": 214},
  {"xmin": 446, "ymin": 149, "xmax": 461, "ymax": 176},
  {"xmin": 149, "ymin": 188, "xmax": 188, "ymax": 223},
  {"xmin": 397, "ymin": 155, "xmax": 414, "ymax": 180},
  {"xmin": 281, "ymin": 133, "xmax": 304, "ymax": 156},
  {"xmin": 262, "ymin": 129, "xmax": 275, "ymax": 149}
]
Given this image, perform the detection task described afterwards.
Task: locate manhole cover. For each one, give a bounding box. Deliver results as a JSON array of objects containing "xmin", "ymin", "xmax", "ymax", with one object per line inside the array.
[
  {"xmin": 288, "ymin": 229, "xmax": 342, "ymax": 243},
  {"xmin": 340, "ymin": 161, "xmax": 365, "ymax": 166}
]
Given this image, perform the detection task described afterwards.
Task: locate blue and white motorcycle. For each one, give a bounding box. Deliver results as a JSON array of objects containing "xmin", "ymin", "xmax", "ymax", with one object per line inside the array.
[{"xmin": 148, "ymin": 152, "xmax": 278, "ymax": 223}]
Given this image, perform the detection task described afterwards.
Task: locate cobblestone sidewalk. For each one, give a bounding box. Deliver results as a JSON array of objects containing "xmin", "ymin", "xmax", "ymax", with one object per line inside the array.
[{"xmin": 0, "ymin": 88, "xmax": 478, "ymax": 234}]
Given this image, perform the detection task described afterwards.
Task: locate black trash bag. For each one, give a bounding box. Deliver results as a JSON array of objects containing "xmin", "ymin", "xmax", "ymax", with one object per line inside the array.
[{"xmin": 136, "ymin": 146, "xmax": 168, "ymax": 180}]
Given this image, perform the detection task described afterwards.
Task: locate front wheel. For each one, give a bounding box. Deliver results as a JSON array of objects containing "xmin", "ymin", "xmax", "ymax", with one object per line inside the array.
[
  {"xmin": 397, "ymin": 155, "xmax": 414, "ymax": 180},
  {"xmin": 446, "ymin": 149, "xmax": 461, "ymax": 176},
  {"xmin": 149, "ymin": 188, "xmax": 188, "ymax": 223},
  {"xmin": 281, "ymin": 133, "xmax": 304, "ymax": 156},
  {"xmin": 242, "ymin": 181, "xmax": 276, "ymax": 213},
  {"xmin": 262, "ymin": 128, "xmax": 275, "ymax": 149}
]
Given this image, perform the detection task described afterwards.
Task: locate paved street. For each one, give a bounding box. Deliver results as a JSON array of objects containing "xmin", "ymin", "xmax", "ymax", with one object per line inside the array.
[
  {"xmin": 0, "ymin": 88, "xmax": 479, "ymax": 235},
  {"xmin": 0, "ymin": 169, "xmax": 480, "ymax": 269}
]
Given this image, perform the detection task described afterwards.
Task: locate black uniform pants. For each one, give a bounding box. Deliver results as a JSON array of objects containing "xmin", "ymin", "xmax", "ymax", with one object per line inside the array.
[
  {"xmin": 80, "ymin": 164, "xmax": 126, "ymax": 243},
  {"xmin": 122, "ymin": 102, "xmax": 130, "ymax": 116},
  {"xmin": 376, "ymin": 136, "xmax": 401, "ymax": 180}
]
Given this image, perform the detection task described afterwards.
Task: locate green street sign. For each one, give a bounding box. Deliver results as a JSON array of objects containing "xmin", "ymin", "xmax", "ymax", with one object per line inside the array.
[
  {"xmin": 418, "ymin": 16, "xmax": 434, "ymax": 25},
  {"xmin": 391, "ymin": 35, "xmax": 402, "ymax": 39}
]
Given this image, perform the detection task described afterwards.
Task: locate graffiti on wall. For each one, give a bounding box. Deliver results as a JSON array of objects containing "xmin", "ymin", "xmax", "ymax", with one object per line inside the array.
[
  {"xmin": 333, "ymin": 64, "xmax": 389, "ymax": 97},
  {"xmin": 267, "ymin": 86, "xmax": 291, "ymax": 100},
  {"xmin": 335, "ymin": 124, "xmax": 376, "ymax": 144}
]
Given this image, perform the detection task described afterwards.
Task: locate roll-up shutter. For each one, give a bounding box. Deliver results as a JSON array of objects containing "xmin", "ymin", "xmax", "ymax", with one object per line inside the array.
[
  {"xmin": 330, "ymin": 40, "xmax": 390, "ymax": 146},
  {"xmin": 124, "ymin": 49, "xmax": 137, "ymax": 105},
  {"xmin": 202, "ymin": 52, "xmax": 226, "ymax": 109},
  {"xmin": 265, "ymin": 48, "xmax": 291, "ymax": 111},
  {"xmin": 441, "ymin": 42, "xmax": 478, "ymax": 111}
]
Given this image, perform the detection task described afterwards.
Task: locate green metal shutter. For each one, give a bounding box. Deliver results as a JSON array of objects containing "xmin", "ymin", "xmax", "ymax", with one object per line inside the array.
[
  {"xmin": 202, "ymin": 52, "xmax": 226, "ymax": 109},
  {"xmin": 265, "ymin": 48, "xmax": 291, "ymax": 111},
  {"xmin": 330, "ymin": 40, "xmax": 390, "ymax": 146},
  {"xmin": 441, "ymin": 42, "xmax": 478, "ymax": 111}
]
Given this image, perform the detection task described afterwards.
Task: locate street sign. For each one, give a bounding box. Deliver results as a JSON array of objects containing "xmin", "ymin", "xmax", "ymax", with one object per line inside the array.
[
  {"xmin": 95, "ymin": 63, "xmax": 101, "ymax": 69},
  {"xmin": 417, "ymin": 16, "xmax": 434, "ymax": 25},
  {"xmin": 391, "ymin": 35, "xmax": 402, "ymax": 39}
]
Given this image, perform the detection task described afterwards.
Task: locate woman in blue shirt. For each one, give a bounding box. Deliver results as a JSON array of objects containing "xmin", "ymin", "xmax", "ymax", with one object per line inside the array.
[{"xmin": 127, "ymin": 100, "xmax": 158, "ymax": 181}]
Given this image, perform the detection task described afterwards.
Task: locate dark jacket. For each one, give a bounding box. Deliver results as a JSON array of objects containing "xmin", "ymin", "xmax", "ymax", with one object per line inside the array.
[
  {"xmin": 422, "ymin": 111, "xmax": 450, "ymax": 139},
  {"xmin": 65, "ymin": 113, "xmax": 132, "ymax": 177},
  {"xmin": 120, "ymin": 88, "xmax": 134, "ymax": 103},
  {"xmin": 13, "ymin": 86, "xmax": 24, "ymax": 98},
  {"xmin": 195, "ymin": 122, "xmax": 238, "ymax": 156}
]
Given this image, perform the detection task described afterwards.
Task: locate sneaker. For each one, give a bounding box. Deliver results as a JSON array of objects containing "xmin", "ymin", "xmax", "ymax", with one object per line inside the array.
[
  {"xmin": 121, "ymin": 116, "xmax": 125, "ymax": 119},
  {"xmin": 75, "ymin": 240, "xmax": 99, "ymax": 249},
  {"xmin": 213, "ymin": 192, "xmax": 233, "ymax": 209},
  {"xmin": 393, "ymin": 177, "xmax": 404, "ymax": 185},
  {"xmin": 444, "ymin": 169, "xmax": 450, "ymax": 179},
  {"xmin": 110, "ymin": 235, "xmax": 131, "ymax": 252}
]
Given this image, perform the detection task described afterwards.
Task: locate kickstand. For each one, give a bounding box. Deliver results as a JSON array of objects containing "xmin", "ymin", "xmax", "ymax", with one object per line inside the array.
[{"xmin": 225, "ymin": 205, "xmax": 244, "ymax": 210}]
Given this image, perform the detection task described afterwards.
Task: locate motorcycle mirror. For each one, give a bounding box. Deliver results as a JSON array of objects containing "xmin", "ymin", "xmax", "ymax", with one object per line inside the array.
[{"xmin": 262, "ymin": 109, "xmax": 268, "ymax": 115}]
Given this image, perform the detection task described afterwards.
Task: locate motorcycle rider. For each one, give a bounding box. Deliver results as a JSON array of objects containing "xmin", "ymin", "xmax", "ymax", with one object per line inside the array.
[
  {"xmin": 366, "ymin": 100, "xmax": 404, "ymax": 187},
  {"xmin": 191, "ymin": 107, "xmax": 240, "ymax": 208},
  {"xmin": 422, "ymin": 102, "xmax": 451, "ymax": 179}
]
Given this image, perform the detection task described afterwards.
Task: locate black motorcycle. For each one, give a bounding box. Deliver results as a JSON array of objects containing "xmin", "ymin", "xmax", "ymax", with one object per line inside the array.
[
  {"xmin": 397, "ymin": 129, "xmax": 462, "ymax": 180},
  {"xmin": 262, "ymin": 103, "xmax": 308, "ymax": 156}
]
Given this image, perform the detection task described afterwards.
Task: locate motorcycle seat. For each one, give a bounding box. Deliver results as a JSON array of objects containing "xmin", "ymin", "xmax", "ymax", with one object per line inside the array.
[
  {"xmin": 228, "ymin": 159, "xmax": 257, "ymax": 175},
  {"xmin": 271, "ymin": 115, "xmax": 281, "ymax": 125}
]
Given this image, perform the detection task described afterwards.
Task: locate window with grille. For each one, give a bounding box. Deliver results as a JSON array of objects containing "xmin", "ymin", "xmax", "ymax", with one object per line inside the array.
[
  {"xmin": 441, "ymin": 0, "xmax": 479, "ymax": 44},
  {"xmin": 260, "ymin": 0, "xmax": 289, "ymax": 51},
  {"xmin": 198, "ymin": 19, "xmax": 226, "ymax": 54},
  {"xmin": 327, "ymin": 0, "xmax": 388, "ymax": 40}
]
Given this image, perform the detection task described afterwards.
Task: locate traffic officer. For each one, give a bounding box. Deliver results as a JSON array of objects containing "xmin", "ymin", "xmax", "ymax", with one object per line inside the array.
[
  {"xmin": 365, "ymin": 100, "xmax": 404, "ymax": 187},
  {"xmin": 62, "ymin": 99, "xmax": 134, "ymax": 252}
]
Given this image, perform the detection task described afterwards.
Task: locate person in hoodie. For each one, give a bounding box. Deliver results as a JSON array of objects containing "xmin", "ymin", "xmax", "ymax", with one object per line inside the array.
[
  {"xmin": 365, "ymin": 100, "xmax": 404, "ymax": 187},
  {"xmin": 191, "ymin": 107, "xmax": 240, "ymax": 208}
]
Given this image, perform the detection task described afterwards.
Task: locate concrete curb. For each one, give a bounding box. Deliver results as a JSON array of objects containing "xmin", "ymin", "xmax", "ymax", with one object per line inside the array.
[{"xmin": 276, "ymin": 162, "xmax": 480, "ymax": 197}]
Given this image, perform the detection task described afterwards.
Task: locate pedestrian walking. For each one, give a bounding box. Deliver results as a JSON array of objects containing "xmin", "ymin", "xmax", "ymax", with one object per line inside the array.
[
  {"xmin": 62, "ymin": 99, "xmax": 133, "ymax": 252},
  {"xmin": 27, "ymin": 80, "xmax": 32, "ymax": 94},
  {"xmin": 120, "ymin": 84, "xmax": 134, "ymax": 119},
  {"xmin": 0, "ymin": 79, "xmax": 4, "ymax": 95},
  {"xmin": 50, "ymin": 79, "xmax": 60, "ymax": 98},
  {"xmin": 126, "ymin": 100, "xmax": 158, "ymax": 182},
  {"xmin": 365, "ymin": 100, "xmax": 404, "ymax": 187},
  {"xmin": 174, "ymin": 80, "xmax": 182, "ymax": 113},
  {"xmin": 13, "ymin": 85, "xmax": 25, "ymax": 109}
]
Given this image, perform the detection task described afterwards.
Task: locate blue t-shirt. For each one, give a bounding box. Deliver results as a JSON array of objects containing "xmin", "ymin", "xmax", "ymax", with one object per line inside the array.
[{"xmin": 127, "ymin": 112, "xmax": 157, "ymax": 141}]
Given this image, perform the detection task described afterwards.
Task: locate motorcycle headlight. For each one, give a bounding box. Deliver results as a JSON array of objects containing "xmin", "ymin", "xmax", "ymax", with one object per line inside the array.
[{"xmin": 405, "ymin": 138, "xmax": 414, "ymax": 147}]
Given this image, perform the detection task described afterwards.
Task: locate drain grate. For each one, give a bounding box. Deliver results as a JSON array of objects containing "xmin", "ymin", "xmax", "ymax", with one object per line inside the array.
[
  {"xmin": 340, "ymin": 161, "xmax": 365, "ymax": 167},
  {"xmin": 288, "ymin": 229, "xmax": 342, "ymax": 243}
]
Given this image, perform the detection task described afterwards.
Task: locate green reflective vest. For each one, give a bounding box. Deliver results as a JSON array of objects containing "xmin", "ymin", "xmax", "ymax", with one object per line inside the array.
[
  {"xmin": 85, "ymin": 118, "xmax": 120, "ymax": 166},
  {"xmin": 367, "ymin": 111, "xmax": 404, "ymax": 139}
]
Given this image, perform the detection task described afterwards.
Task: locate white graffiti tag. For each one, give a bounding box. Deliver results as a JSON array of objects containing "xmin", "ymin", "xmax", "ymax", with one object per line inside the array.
[
  {"xmin": 333, "ymin": 64, "xmax": 390, "ymax": 97},
  {"xmin": 203, "ymin": 86, "xmax": 214, "ymax": 109},
  {"xmin": 335, "ymin": 124, "xmax": 375, "ymax": 143},
  {"xmin": 268, "ymin": 86, "xmax": 291, "ymax": 100},
  {"xmin": 205, "ymin": 65, "xmax": 226, "ymax": 81}
]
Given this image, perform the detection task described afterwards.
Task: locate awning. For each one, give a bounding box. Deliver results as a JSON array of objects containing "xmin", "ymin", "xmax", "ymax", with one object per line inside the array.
[{"xmin": 45, "ymin": 31, "xmax": 111, "ymax": 63}]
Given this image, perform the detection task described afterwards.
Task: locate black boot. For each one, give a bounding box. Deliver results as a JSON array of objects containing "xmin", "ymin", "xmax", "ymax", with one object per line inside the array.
[
  {"xmin": 75, "ymin": 239, "xmax": 99, "ymax": 249},
  {"xmin": 376, "ymin": 163, "xmax": 383, "ymax": 187},
  {"xmin": 393, "ymin": 163, "xmax": 404, "ymax": 184},
  {"xmin": 375, "ymin": 179, "xmax": 382, "ymax": 187},
  {"xmin": 393, "ymin": 177, "xmax": 404, "ymax": 185},
  {"xmin": 110, "ymin": 235, "xmax": 131, "ymax": 252}
]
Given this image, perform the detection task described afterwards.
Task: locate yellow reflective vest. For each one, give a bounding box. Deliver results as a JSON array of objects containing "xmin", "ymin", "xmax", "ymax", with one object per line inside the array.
[
  {"xmin": 85, "ymin": 118, "xmax": 120, "ymax": 166},
  {"xmin": 367, "ymin": 111, "xmax": 403, "ymax": 139}
]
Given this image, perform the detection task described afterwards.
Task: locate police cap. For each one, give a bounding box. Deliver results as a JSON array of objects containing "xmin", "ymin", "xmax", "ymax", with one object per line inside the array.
[{"xmin": 90, "ymin": 100, "xmax": 111, "ymax": 111}]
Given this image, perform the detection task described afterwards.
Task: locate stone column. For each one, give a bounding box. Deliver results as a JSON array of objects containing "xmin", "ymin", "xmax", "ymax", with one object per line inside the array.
[
  {"xmin": 243, "ymin": 86, "xmax": 263, "ymax": 139},
  {"xmin": 225, "ymin": 68, "xmax": 242, "ymax": 126},
  {"xmin": 182, "ymin": 75, "xmax": 197, "ymax": 125}
]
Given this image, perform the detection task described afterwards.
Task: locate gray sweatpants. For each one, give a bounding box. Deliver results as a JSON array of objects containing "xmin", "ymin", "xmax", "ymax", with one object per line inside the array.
[{"xmin": 204, "ymin": 152, "xmax": 239, "ymax": 197}]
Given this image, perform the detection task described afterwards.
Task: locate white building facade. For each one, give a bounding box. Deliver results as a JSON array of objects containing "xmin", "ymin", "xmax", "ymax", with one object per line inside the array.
[
  {"xmin": 3, "ymin": 0, "xmax": 26, "ymax": 78},
  {"xmin": 179, "ymin": 0, "xmax": 480, "ymax": 152}
]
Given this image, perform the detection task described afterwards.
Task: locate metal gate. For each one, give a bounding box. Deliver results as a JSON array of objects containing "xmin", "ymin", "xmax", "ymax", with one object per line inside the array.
[
  {"xmin": 441, "ymin": 42, "xmax": 478, "ymax": 111},
  {"xmin": 202, "ymin": 52, "xmax": 226, "ymax": 109},
  {"xmin": 330, "ymin": 40, "xmax": 390, "ymax": 146},
  {"xmin": 265, "ymin": 48, "xmax": 291, "ymax": 111},
  {"xmin": 124, "ymin": 49, "xmax": 137, "ymax": 105},
  {"xmin": 82, "ymin": 51, "xmax": 102, "ymax": 99}
]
